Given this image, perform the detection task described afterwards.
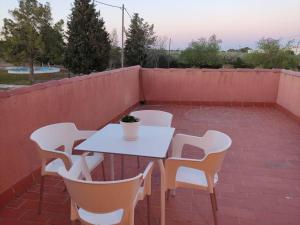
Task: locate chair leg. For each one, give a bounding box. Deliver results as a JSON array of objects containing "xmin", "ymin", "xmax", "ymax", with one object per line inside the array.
[
  {"xmin": 210, "ymin": 193, "xmax": 218, "ymax": 225},
  {"xmin": 101, "ymin": 162, "xmax": 106, "ymax": 181},
  {"xmin": 121, "ymin": 155, "xmax": 124, "ymax": 179},
  {"xmin": 137, "ymin": 156, "xmax": 140, "ymax": 169},
  {"xmin": 147, "ymin": 195, "xmax": 151, "ymax": 225},
  {"xmin": 38, "ymin": 175, "xmax": 45, "ymax": 214},
  {"xmin": 213, "ymin": 187, "xmax": 218, "ymax": 211}
]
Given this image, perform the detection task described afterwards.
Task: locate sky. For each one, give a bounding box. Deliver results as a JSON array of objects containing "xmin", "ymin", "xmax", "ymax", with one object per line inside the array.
[{"xmin": 0, "ymin": 0, "xmax": 300, "ymax": 50}]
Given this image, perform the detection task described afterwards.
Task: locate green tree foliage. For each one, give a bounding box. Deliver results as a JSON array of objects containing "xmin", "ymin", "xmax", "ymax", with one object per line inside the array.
[
  {"xmin": 239, "ymin": 47, "xmax": 252, "ymax": 53},
  {"xmin": 1, "ymin": 0, "xmax": 54, "ymax": 83},
  {"xmin": 145, "ymin": 36, "xmax": 168, "ymax": 68},
  {"xmin": 179, "ymin": 35, "xmax": 222, "ymax": 68},
  {"xmin": 39, "ymin": 19, "xmax": 65, "ymax": 65},
  {"xmin": 124, "ymin": 13, "xmax": 156, "ymax": 66},
  {"xmin": 65, "ymin": 0, "xmax": 110, "ymax": 74},
  {"xmin": 0, "ymin": 40, "xmax": 4, "ymax": 59},
  {"xmin": 221, "ymin": 51, "xmax": 253, "ymax": 68},
  {"xmin": 245, "ymin": 38, "xmax": 299, "ymax": 69}
]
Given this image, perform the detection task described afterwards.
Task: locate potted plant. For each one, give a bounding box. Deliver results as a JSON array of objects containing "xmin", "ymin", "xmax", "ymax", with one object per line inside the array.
[{"xmin": 120, "ymin": 115, "xmax": 140, "ymax": 140}]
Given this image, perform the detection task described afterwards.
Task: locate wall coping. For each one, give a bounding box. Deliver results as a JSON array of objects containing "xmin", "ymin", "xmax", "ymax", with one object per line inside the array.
[
  {"xmin": 0, "ymin": 66, "xmax": 141, "ymax": 99},
  {"xmin": 1, "ymin": 67, "xmax": 300, "ymax": 100},
  {"xmin": 281, "ymin": 69, "xmax": 300, "ymax": 77},
  {"xmin": 141, "ymin": 68, "xmax": 284, "ymax": 73}
]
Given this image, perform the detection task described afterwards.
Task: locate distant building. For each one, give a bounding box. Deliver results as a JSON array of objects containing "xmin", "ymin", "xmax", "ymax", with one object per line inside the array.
[
  {"xmin": 292, "ymin": 46, "xmax": 300, "ymax": 55},
  {"xmin": 248, "ymin": 49, "xmax": 264, "ymax": 53}
]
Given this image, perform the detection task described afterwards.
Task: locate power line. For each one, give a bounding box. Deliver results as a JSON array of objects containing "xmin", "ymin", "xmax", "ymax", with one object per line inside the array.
[
  {"xmin": 93, "ymin": 1, "xmax": 133, "ymax": 67},
  {"xmin": 94, "ymin": 0, "xmax": 121, "ymax": 9},
  {"xmin": 94, "ymin": 0, "xmax": 132, "ymax": 19},
  {"xmin": 124, "ymin": 7, "xmax": 132, "ymax": 19}
]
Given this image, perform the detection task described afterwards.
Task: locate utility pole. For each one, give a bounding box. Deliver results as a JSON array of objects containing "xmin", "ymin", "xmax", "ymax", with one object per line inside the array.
[
  {"xmin": 94, "ymin": 1, "xmax": 132, "ymax": 68},
  {"xmin": 121, "ymin": 4, "xmax": 124, "ymax": 67}
]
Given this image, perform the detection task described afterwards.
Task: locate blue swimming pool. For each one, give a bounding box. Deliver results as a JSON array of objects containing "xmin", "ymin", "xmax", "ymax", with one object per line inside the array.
[{"xmin": 7, "ymin": 66, "xmax": 60, "ymax": 74}]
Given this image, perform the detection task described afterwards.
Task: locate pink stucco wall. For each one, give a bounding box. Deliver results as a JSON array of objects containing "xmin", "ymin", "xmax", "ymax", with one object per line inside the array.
[
  {"xmin": 277, "ymin": 70, "xmax": 300, "ymax": 118},
  {"xmin": 141, "ymin": 68, "xmax": 281, "ymax": 104},
  {"xmin": 0, "ymin": 66, "xmax": 140, "ymax": 193}
]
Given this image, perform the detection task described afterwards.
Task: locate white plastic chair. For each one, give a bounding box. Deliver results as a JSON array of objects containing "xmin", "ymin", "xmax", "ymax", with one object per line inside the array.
[
  {"xmin": 130, "ymin": 110, "xmax": 173, "ymax": 127},
  {"xmin": 30, "ymin": 122, "xmax": 105, "ymax": 214},
  {"xmin": 165, "ymin": 130, "xmax": 232, "ymax": 225},
  {"xmin": 59, "ymin": 156, "xmax": 155, "ymax": 225},
  {"xmin": 128, "ymin": 110, "xmax": 173, "ymax": 173}
]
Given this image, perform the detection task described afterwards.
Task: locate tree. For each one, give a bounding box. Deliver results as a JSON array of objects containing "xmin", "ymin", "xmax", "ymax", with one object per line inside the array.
[
  {"xmin": 65, "ymin": 0, "xmax": 111, "ymax": 74},
  {"xmin": 145, "ymin": 36, "xmax": 169, "ymax": 68},
  {"xmin": 1, "ymin": 0, "xmax": 53, "ymax": 83},
  {"xmin": 245, "ymin": 38, "xmax": 299, "ymax": 69},
  {"xmin": 108, "ymin": 29, "xmax": 121, "ymax": 69},
  {"xmin": 239, "ymin": 47, "xmax": 251, "ymax": 53},
  {"xmin": 0, "ymin": 40, "xmax": 5, "ymax": 59},
  {"xmin": 179, "ymin": 35, "xmax": 222, "ymax": 68},
  {"xmin": 124, "ymin": 13, "xmax": 156, "ymax": 66},
  {"xmin": 39, "ymin": 19, "xmax": 65, "ymax": 65}
]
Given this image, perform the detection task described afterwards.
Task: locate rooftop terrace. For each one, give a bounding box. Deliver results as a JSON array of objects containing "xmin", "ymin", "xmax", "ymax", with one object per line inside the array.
[{"xmin": 0, "ymin": 67, "xmax": 300, "ymax": 225}]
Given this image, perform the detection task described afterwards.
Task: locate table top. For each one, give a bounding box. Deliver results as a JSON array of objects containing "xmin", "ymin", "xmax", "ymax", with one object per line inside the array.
[{"xmin": 75, "ymin": 123, "xmax": 175, "ymax": 158}]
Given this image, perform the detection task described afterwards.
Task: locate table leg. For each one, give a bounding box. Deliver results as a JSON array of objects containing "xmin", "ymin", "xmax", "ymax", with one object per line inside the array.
[
  {"xmin": 110, "ymin": 154, "xmax": 115, "ymax": 180},
  {"xmin": 157, "ymin": 159, "xmax": 165, "ymax": 225}
]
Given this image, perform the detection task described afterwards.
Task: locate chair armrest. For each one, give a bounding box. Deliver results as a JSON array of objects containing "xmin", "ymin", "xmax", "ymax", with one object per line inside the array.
[
  {"xmin": 72, "ymin": 130, "xmax": 96, "ymax": 155},
  {"xmin": 166, "ymin": 157, "xmax": 206, "ymax": 171},
  {"xmin": 172, "ymin": 134, "xmax": 206, "ymax": 157},
  {"xmin": 39, "ymin": 148, "xmax": 72, "ymax": 170},
  {"xmin": 165, "ymin": 157, "xmax": 208, "ymax": 189},
  {"xmin": 75, "ymin": 130, "xmax": 96, "ymax": 140}
]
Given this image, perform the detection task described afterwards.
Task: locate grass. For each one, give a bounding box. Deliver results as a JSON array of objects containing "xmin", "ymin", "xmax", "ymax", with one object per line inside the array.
[{"xmin": 0, "ymin": 69, "xmax": 70, "ymax": 85}]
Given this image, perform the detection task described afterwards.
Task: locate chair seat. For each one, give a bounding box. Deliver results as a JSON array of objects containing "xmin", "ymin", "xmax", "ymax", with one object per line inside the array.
[
  {"xmin": 78, "ymin": 208, "xmax": 123, "ymax": 225},
  {"xmin": 45, "ymin": 154, "xmax": 103, "ymax": 175},
  {"xmin": 176, "ymin": 166, "xmax": 218, "ymax": 188}
]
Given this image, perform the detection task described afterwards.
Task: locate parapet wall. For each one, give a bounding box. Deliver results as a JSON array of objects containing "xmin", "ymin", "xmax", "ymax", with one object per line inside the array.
[
  {"xmin": 141, "ymin": 68, "xmax": 281, "ymax": 104},
  {"xmin": 0, "ymin": 66, "xmax": 140, "ymax": 198},
  {"xmin": 277, "ymin": 70, "xmax": 300, "ymax": 120}
]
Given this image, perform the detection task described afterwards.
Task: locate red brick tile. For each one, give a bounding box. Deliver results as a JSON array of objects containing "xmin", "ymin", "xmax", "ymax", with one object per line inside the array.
[
  {"xmin": 0, "ymin": 189, "xmax": 15, "ymax": 210},
  {"xmin": 13, "ymin": 175, "xmax": 34, "ymax": 197},
  {"xmin": 19, "ymin": 200, "xmax": 39, "ymax": 210},
  {"xmin": 0, "ymin": 218, "xmax": 29, "ymax": 225},
  {"xmin": 6, "ymin": 198, "xmax": 26, "ymax": 209},
  {"xmin": 19, "ymin": 210, "xmax": 50, "ymax": 224},
  {"xmin": 21, "ymin": 192, "xmax": 40, "ymax": 201},
  {"xmin": 0, "ymin": 208, "xmax": 26, "ymax": 219}
]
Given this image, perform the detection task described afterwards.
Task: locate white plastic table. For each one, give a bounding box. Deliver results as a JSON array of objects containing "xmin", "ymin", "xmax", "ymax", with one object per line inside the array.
[{"xmin": 75, "ymin": 123, "xmax": 175, "ymax": 225}]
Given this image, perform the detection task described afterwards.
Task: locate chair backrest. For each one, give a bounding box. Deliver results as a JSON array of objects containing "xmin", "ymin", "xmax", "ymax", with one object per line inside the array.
[
  {"xmin": 58, "ymin": 166, "xmax": 142, "ymax": 224},
  {"xmin": 30, "ymin": 123, "xmax": 78, "ymax": 154},
  {"xmin": 130, "ymin": 110, "xmax": 173, "ymax": 127},
  {"xmin": 173, "ymin": 130, "xmax": 232, "ymax": 175},
  {"xmin": 200, "ymin": 130, "xmax": 232, "ymax": 155}
]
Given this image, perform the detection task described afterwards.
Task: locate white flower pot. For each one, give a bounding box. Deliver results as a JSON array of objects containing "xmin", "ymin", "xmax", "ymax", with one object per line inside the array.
[{"xmin": 120, "ymin": 121, "xmax": 140, "ymax": 141}]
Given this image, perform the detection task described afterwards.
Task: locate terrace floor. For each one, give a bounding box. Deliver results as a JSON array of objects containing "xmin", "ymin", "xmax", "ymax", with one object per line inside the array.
[{"xmin": 1, "ymin": 104, "xmax": 300, "ymax": 225}]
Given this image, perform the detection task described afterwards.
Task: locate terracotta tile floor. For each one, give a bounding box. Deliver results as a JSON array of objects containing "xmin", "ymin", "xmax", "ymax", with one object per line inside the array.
[{"xmin": 1, "ymin": 105, "xmax": 300, "ymax": 225}]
